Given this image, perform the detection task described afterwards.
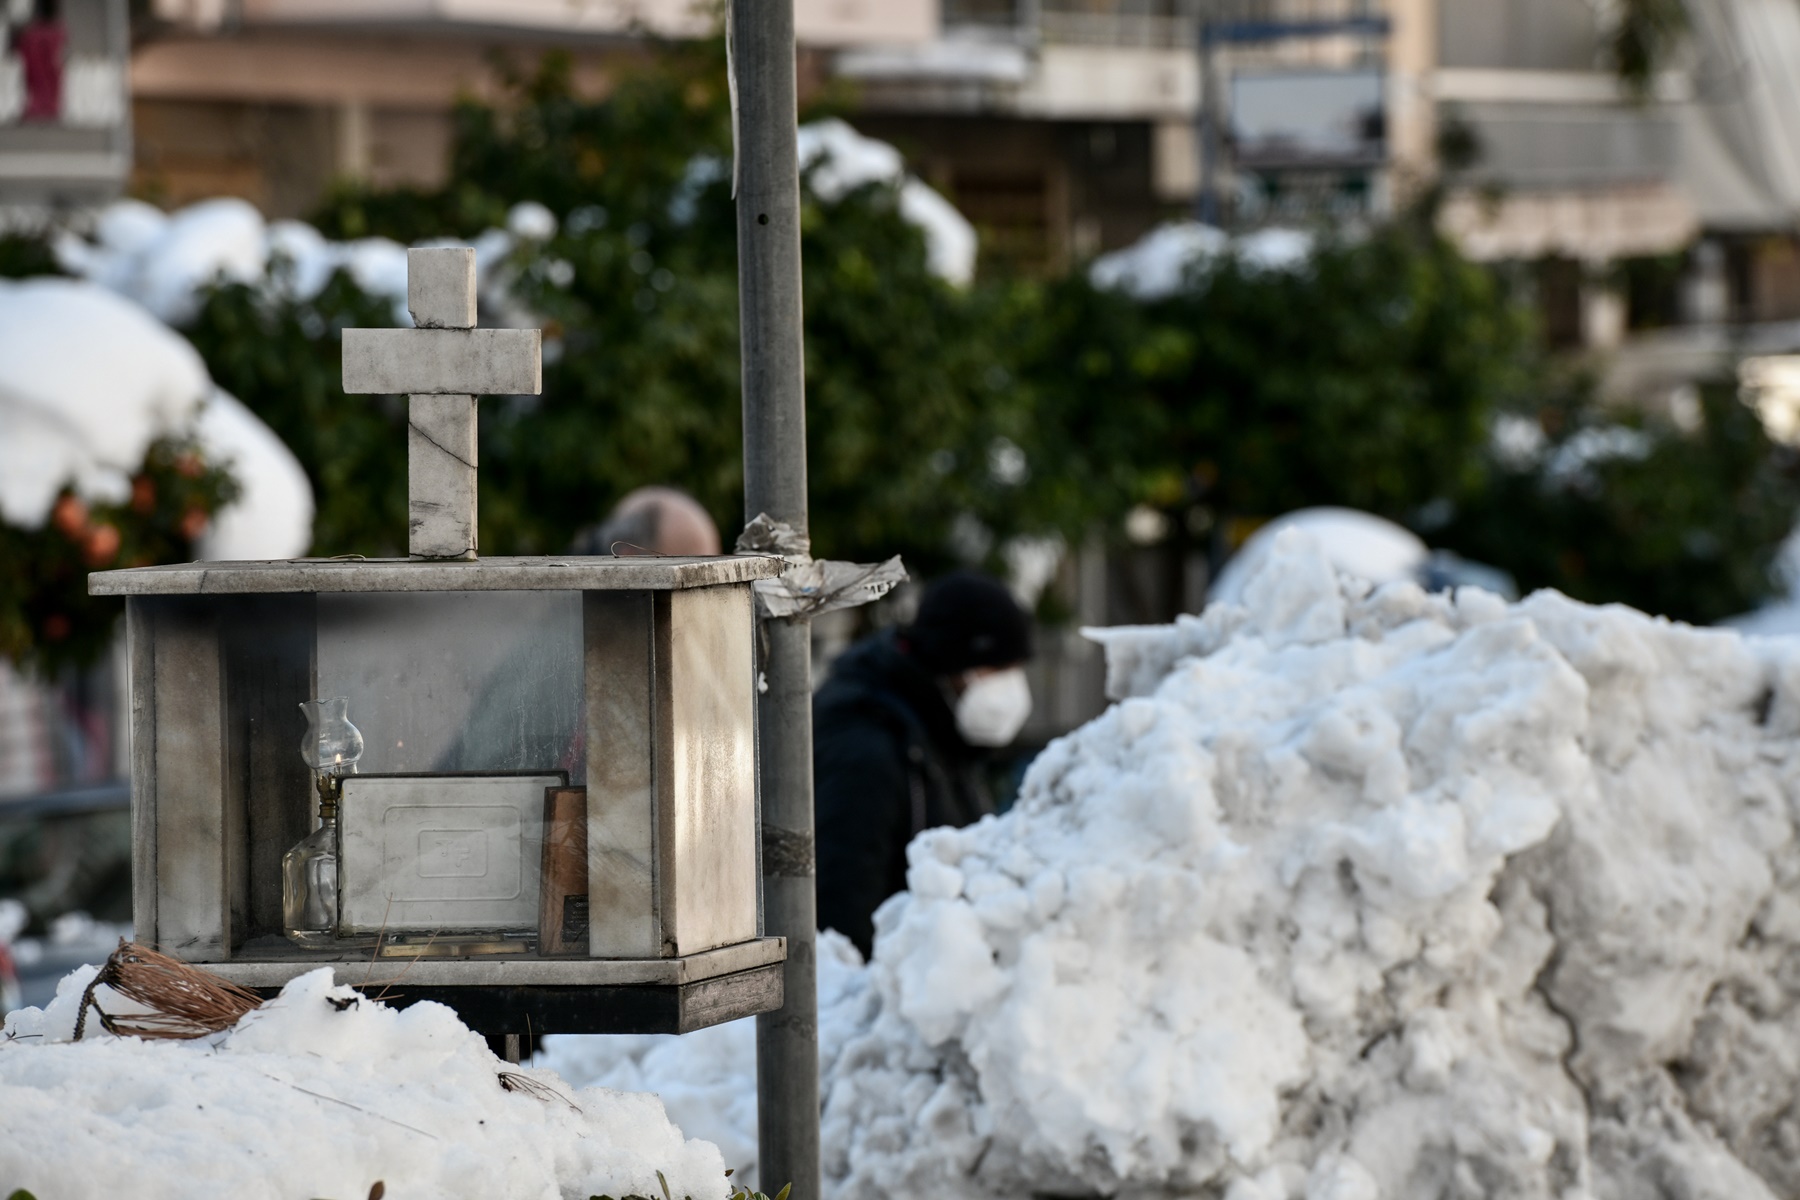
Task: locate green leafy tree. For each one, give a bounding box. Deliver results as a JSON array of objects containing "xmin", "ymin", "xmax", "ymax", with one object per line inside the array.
[
  {"xmin": 1177, "ymin": 230, "xmax": 1529, "ymax": 520},
  {"xmin": 1611, "ymin": 0, "xmax": 1688, "ymax": 97},
  {"xmin": 0, "ymin": 230, "xmax": 61, "ymax": 279},
  {"xmin": 12, "ymin": 30, "xmax": 1794, "ymax": 657},
  {"xmin": 0, "ymin": 251, "xmax": 238, "ymax": 672},
  {"xmin": 1015, "ymin": 225, "xmax": 1536, "ymax": 552},
  {"xmin": 198, "ymin": 47, "xmax": 1800, "ymax": 622},
  {"xmin": 1441, "ymin": 380, "xmax": 1800, "ymax": 624},
  {"xmin": 182, "ymin": 270, "xmax": 409, "ymax": 556},
  {"xmin": 300, "ymin": 43, "xmax": 1041, "ymax": 570}
]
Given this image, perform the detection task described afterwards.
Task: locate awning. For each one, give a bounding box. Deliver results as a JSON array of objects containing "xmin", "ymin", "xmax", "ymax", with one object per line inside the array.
[{"xmin": 1438, "ymin": 182, "xmax": 1698, "ymax": 262}]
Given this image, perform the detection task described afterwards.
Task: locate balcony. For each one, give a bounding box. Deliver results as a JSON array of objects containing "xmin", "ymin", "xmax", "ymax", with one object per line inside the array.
[
  {"xmin": 154, "ymin": 0, "xmax": 937, "ymax": 48},
  {"xmin": 1454, "ymin": 102, "xmax": 1678, "ymax": 191}
]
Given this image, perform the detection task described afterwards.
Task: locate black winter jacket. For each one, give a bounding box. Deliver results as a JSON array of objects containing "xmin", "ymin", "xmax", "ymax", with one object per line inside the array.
[{"xmin": 813, "ymin": 631, "xmax": 993, "ymax": 956}]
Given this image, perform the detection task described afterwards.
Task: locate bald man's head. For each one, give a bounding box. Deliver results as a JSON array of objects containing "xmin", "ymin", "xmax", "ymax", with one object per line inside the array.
[{"xmin": 572, "ymin": 487, "xmax": 722, "ymax": 557}]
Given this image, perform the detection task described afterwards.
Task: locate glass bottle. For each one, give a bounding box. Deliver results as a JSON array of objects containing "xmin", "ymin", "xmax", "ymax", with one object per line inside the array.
[
  {"xmin": 282, "ymin": 698, "xmax": 365, "ymax": 948},
  {"xmin": 281, "ymin": 795, "xmax": 341, "ymax": 948}
]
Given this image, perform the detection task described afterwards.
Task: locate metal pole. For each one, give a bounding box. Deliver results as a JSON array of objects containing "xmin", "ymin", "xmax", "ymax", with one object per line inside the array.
[
  {"xmin": 732, "ymin": 2, "xmax": 820, "ymax": 1198},
  {"xmin": 1196, "ymin": 23, "xmax": 1221, "ymax": 225}
]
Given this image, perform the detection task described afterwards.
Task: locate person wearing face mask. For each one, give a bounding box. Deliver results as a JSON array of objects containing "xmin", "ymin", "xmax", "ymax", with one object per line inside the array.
[{"xmin": 813, "ymin": 570, "xmax": 1034, "ymax": 956}]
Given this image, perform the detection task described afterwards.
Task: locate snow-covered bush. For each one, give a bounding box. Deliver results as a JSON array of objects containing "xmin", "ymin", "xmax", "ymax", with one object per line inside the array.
[
  {"xmin": 0, "ymin": 279, "xmax": 247, "ymax": 671},
  {"xmin": 1030, "ymin": 215, "xmax": 1800, "ymax": 624},
  {"xmin": 1439, "ymin": 376, "xmax": 1800, "ymax": 625}
]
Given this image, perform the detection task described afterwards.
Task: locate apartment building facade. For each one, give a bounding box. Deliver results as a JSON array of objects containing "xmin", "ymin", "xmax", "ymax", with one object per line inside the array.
[{"xmin": 5, "ymin": 0, "xmax": 1799, "ymax": 307}]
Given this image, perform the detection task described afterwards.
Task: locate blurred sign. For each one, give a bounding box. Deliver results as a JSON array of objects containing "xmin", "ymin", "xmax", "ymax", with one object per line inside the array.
[
  {"xmin": 0, "ymin": 0, "xmax": 130, "ymax": 208},
  {"xmin": 1229, "ymin": 68, "xmax": 1385, "ymax": 170}
]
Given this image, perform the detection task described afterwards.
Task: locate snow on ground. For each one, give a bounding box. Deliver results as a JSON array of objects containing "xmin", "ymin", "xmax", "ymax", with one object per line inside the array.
[
  {"xmin": 1, "ymin": 967, "xmax": 729, "ymax": 1200},
  {"xmin": 1089, "ymin": 220, "xmax": 1312, "ymax": 300},
  {"xmin": 541, "ymin": 932, "xmax": 870, "ymax": 1184},
  {"xmin": 549, "ymin": 529, "xmax": 1800, "ymax": 1198},
  {"xmin": 0, "ymin": 276, "xmax": 312, "ymax": 558}
]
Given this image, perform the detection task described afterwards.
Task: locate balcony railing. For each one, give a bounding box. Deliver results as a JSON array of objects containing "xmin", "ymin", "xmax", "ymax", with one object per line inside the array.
[
  {"xmin": 1039, "ymin": 11, "xmax": 1196, "ymax": 48},
  {"xmin": 943, "ymin": 1, "xmax": 1373, "ymax": 50}
]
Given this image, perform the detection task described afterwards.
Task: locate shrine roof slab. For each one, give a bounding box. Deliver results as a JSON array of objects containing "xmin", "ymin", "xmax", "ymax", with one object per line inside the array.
[
  {"xmin": 89, "ymin": 553, "xmax": 784, "ymax": 596},
  {"xmin": 203, "ymin": 935, "xmax": 789, "ymax": 989}
]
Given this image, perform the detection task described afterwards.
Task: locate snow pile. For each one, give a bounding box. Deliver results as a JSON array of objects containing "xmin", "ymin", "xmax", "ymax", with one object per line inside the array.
[
  {"xmin": 1, "ymin": 966, "xmax": 728, "ymax": 1200},
  {"xmin": 0, "ymin": 276, "xmax": 312, "ymax": 559},
  {"xmin": 798, "ymin": 119, "xmax": 977, "ymax": 287},
  {"xmin": 1090, "ymin": 220, "xmax": 1312, "ymax": 300},
  {"xmin": 555, "ymin": 529, "xmax": 1800, "ymax": 1198}
]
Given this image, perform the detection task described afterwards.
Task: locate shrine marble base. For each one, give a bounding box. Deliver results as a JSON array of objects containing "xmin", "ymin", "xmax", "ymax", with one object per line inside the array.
[
  {"xmin": 247, "ymin": 963, "xmax": 784, "ymax": 1036},
  {"xmin": 208, "ymin": 933, "xmax": 784, "ymax": 986},
  {"xmin": 217, "ymin": 936, "xmax": 787, "ymax": 1035}
]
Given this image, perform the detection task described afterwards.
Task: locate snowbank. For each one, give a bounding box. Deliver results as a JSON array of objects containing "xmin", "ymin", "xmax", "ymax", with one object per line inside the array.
[
  {"xmin": 799, "ymin": 119, "xmax": 977, "ymax": 287},
  {"xmin": 1090, "ymin": 220, "xmax": 1312, "ymax": 300},
  {"xmin": 0, "ymin": 277, "xmax": 312, "ymax": 558},
  {"xmin": 551, "ymin": 529, "xmax": 1800, "ymax": 1198},
  {"xmin": 1, "ymin": 966, "xmax": 729, "ymax": 1200}
]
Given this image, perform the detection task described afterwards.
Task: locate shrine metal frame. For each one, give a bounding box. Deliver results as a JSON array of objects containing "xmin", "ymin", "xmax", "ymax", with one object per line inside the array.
[{"xmin": 91, "ymin": 554, "xmax": 787, "ymax": 1035}]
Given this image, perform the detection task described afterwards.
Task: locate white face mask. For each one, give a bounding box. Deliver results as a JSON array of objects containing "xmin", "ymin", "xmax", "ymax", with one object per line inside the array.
[{"xmin": 954, "ymin": 666, "xmax": 1033, "ymax": 747}]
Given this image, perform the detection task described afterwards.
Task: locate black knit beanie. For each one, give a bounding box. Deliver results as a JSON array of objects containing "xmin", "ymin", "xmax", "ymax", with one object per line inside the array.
[{"xmin": 901, "ymin": 570, "xmax": 1033, "ymax": 676}]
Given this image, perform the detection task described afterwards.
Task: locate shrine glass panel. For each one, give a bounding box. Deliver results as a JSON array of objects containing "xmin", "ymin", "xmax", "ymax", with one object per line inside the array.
[{"xmin": 315, "ymin": 591, "xmax": 585, "ymax": 780}]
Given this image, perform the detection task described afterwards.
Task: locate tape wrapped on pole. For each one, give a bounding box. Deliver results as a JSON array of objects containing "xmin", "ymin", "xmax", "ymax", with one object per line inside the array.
[{"xmin": 737, "ymin": 513, "xmax": 908, "ymax": 619}]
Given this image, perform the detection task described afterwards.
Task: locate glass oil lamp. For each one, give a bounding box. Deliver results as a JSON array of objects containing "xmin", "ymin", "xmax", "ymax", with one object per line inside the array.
[{"xmin": 282, "ymin": 697, "xmax": 365, "ymax": 948}]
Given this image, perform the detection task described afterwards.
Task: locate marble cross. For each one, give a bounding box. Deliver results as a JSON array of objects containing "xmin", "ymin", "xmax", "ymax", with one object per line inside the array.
[{"xmin": 341, "ymin": 248, "xmax": 541, "ymax": 560}]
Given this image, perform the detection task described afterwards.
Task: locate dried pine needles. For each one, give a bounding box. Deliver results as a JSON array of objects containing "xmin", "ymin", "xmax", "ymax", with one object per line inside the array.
[{"xmin": 74, "ymin": 940, "xmax": 263, "ymax": 1040}]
